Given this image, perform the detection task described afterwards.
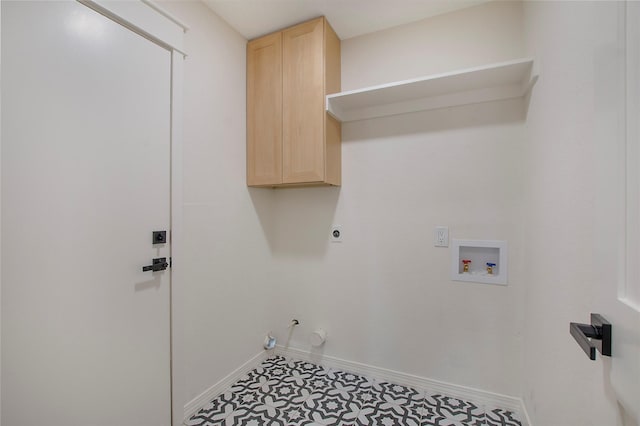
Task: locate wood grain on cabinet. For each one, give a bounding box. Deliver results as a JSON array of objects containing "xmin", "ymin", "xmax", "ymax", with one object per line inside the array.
[
  {"xmin": 247, "ymin": 17, "xmax": 341, "ymax": 187},
  {"xmin": 247, "ymin": 32, "xmax": 282, "ymax": 186},
  {"xmin": 282, "ymin": 18, "xmax": 324, "ymax": 184}
]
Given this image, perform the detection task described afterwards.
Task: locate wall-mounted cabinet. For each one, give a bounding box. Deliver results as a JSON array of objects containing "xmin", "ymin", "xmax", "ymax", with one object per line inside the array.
[{"xmin": 247, "ymin": 17, "xmax": 341, "ymax": 187}]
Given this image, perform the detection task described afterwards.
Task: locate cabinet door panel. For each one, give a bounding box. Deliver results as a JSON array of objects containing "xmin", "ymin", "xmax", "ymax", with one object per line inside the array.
[
  {"xmin": 247, "ymin": 32, "xmax": 282, "ymax": 186},
  {"xmin": 282, "ymin": 18, "xmax": 324, "ymax": 183}
]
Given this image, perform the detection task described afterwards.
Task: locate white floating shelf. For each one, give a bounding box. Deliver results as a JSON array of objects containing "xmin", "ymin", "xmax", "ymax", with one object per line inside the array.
[{"xmin": 326, "ymin": 58, "xmax": 538, "ymax": 123}]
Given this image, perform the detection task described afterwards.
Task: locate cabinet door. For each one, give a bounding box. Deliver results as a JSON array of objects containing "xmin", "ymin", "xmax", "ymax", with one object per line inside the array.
[
  {"xmin": 247, "ymin": 32, "xmax": 282, "ymax": 186},
  {"xmin": 282, "ymin": 18, "xmax": 325, "ymax": 183}
]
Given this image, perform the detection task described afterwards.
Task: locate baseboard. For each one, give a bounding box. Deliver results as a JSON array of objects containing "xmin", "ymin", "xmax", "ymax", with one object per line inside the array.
[
  {"xmin": 275, "ymin": 345, "xmax": 529, "ymax": 425},
  {"xmin": 520, "ymin": 399, "xmax": 533, "ymax": 426},
  {"xmin": 182, "ymin": 350, "xmax": 269, "ymax": 425}
]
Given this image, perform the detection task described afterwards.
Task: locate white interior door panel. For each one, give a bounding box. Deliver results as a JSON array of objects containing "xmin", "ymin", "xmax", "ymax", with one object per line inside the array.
[{"xmin": 2, "ymin": 1, "xmax": 172, "ymax": 425}]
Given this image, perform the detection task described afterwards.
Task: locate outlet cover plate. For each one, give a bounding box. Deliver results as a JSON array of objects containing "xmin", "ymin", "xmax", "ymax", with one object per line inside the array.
[{"xmin": 434, "ymin": 226, "xmax": 449, "ymax": 247}]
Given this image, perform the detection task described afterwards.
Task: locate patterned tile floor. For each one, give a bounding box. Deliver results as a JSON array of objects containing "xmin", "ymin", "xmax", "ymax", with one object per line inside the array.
[{"xmin": 186, "ymin": 356, "xmax": 522, "ymax": 426}]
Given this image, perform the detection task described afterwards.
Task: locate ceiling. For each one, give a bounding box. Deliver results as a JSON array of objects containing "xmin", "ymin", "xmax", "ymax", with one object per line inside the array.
[{"xmin": 202, "ymin": 0, "xmax": 491, "ymax": 40}]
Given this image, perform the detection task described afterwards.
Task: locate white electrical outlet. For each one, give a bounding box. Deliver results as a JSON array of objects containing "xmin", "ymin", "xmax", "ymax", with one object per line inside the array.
[
  {"xmin": 434, "ymin": 226, "xmax": 449, "ymax": 247},
  {"xmin": 331, "ymin": 225, "xmax": 343, "ymax": 242}
]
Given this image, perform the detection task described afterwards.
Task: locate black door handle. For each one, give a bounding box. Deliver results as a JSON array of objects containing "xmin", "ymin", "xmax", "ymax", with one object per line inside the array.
[
  {"xmin": 142, "ymin": 257, "xmax": 168, "ymax": 272},
  {"xmin": 570, "ymin": 313, "xmax": 612, "ymax": 360}
]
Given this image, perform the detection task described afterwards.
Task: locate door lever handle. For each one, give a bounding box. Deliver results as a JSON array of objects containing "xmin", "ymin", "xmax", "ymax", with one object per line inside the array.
[
  {"xmin": 570, "ymin": 313, "xmax": 612, "ymax": 360},
  {"xmin": 142, "ymin": 257, "xmax": 168, "ymax": 272}
]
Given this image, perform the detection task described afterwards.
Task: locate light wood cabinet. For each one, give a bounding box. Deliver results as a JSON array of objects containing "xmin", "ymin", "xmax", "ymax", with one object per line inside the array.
[
  {"xmin": 247, "ymin": 17, "xmax": 341, "ymax": 187},
  {"xmin": 247, "ymin": 32, "xmax": 282, "ymax": 186}
]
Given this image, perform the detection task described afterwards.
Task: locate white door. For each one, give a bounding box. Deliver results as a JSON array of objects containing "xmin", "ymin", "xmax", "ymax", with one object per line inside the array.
[
  {"xmin": 594, "ymin": 1, "xmax": 640, "ymax": 423},
  {"xmin": 1, "ymin": 2, "xmax": 172, "ymax": 425}
]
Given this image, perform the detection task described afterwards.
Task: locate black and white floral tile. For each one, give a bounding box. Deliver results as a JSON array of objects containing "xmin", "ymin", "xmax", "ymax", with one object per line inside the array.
[{"xmin": 186, "ymin": 356, "xmax": 522, "ymax": 426}]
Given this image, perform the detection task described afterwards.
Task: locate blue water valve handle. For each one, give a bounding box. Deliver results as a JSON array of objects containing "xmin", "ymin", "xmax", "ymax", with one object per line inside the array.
[{"xmin": 486, "ymin": 263, "xmax": 496, "ymax": 267}]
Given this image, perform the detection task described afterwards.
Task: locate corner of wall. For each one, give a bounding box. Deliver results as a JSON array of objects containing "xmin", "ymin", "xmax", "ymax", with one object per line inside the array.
[
  {"xmin": 520, "ymin": 2, "xmax": 629, "ymax": 425},
  {"xmin": 0, "ymin": 2, "xmax": 3, "ymax": 423},
  {"xmin": 158, "ymin": 3, "xmax": 278, "ymax": 424}
]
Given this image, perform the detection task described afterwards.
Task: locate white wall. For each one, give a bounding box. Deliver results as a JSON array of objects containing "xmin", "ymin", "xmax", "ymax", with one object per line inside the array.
[
  {"xmin": 341, "ymin": 0, "xmax": 524, "ymax": 91},
  {"xmin": 521, "ymin": 2, "xmax": 636, "ymax": 425},
  {"xmin": 0, "ymin": 3, "xmax": 3, "ymax": 422},
  {"xmin": 161, "ymin": 3, "xmax": 276, "ymax": 424},
  {"xmin": 268, "ymin": 1, "xmax": 527, "ymax": 397},
  {"xmin": 118, "ymin": 3, "xmax": 636, "ymax": 425}
]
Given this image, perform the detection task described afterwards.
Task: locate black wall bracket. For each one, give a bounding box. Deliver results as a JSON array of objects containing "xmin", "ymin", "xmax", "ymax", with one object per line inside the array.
[{"xmin": 570, "ymin": 313, "xmax": 612, "ymax": 360}]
